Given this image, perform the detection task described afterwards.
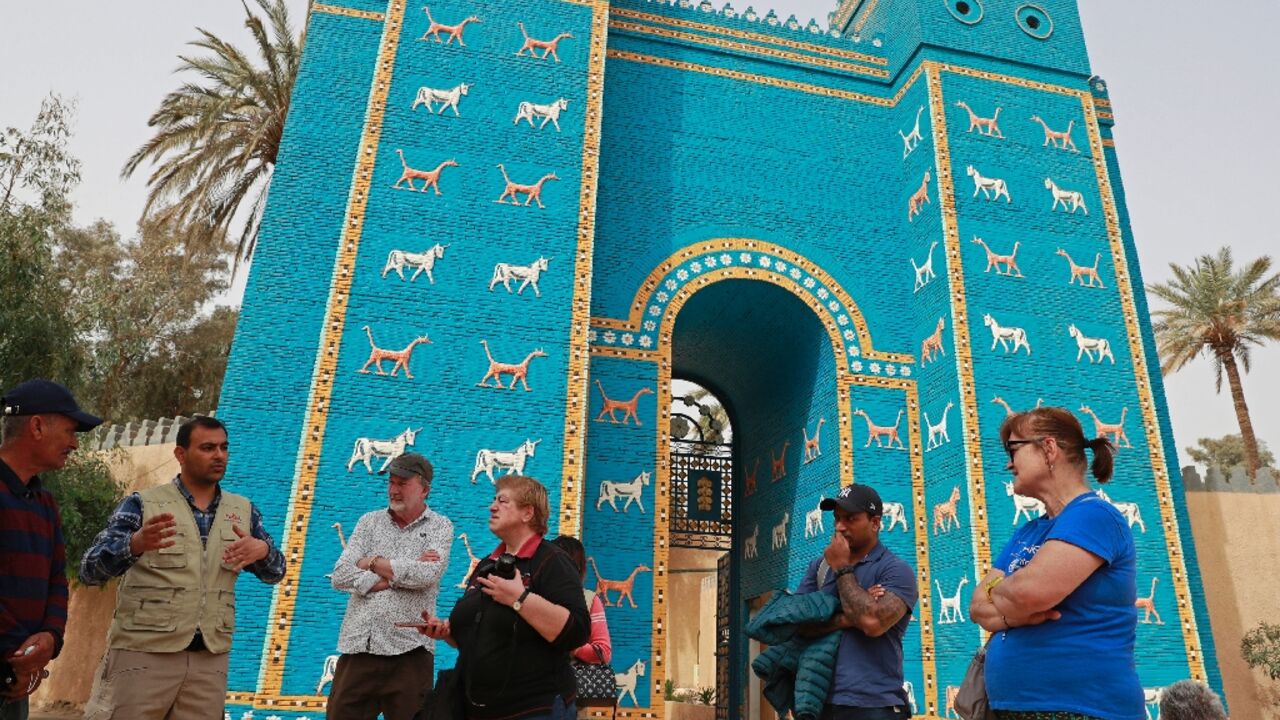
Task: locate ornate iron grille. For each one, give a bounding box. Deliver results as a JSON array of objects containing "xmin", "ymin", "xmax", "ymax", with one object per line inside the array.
[
  {"xmin": 715, "ymin": 551, "xmax": 731, "ymax": 720},
  {"xmin": 669, "ymin": 439, "xmax": 733, "ymax": 549}
]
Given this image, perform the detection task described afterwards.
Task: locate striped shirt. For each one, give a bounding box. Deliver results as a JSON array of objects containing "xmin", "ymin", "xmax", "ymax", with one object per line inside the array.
[
  {"xmin": 79, "ymin": 476, "xmax": 285, "ymax": 586},
  {"xmin": 0, "ymin": 459, "xmax": 68, "ymax": 657}
]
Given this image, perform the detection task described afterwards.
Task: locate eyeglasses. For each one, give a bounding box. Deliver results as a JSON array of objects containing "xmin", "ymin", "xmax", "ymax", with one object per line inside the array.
[{"xmin": 1002, "ymin": 437, "xmax": 1043, "ymax": 460}]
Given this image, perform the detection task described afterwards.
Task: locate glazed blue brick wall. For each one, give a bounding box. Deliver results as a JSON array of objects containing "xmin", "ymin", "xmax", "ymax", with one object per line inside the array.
[{"xmin": 218, "ymin": 0, "xmax": 1221, "ymax": 715}]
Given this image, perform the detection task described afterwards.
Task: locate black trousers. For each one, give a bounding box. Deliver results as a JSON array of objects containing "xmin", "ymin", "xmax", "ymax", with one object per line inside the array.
[{"xmin": 820, "ymin": 704, "xmax": 912, "ymax": 720}]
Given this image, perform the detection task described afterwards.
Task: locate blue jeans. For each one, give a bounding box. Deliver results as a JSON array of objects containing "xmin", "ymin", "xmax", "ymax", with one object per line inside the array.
[{"xmin": 519, "ymin": 695, "xmax": 576, "ymax": 720}]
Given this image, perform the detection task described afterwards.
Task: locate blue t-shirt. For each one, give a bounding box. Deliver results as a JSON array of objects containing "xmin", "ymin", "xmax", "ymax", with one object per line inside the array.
[
  {"xmin": 985, "ymin": 492, "xmax": 1143, "ymax": 719},
  {"xmin": 797, "ymin": 542, "xmax": 918, "ymax": 708}
]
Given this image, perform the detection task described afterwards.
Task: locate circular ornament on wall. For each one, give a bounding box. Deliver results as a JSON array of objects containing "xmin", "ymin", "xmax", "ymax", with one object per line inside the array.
[
  {"xmin": 945, "ymin": 0, "xmax": 984, "ymax": 24},
  {"xmin": 1015, "ymin": 4, "xmax": 1054, "ymax": 39}
]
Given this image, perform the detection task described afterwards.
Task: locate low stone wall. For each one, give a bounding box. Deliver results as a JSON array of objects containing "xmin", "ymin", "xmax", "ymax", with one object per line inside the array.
[{"xmin": 32, "ymin": 445, "xmax": 177, "ymax": 711}]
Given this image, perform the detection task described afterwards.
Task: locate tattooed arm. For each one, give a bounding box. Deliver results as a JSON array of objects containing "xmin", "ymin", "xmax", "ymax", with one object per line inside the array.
[{"xmin": 834, "ymin": 571, "xmax": 909, "ymax": 637}]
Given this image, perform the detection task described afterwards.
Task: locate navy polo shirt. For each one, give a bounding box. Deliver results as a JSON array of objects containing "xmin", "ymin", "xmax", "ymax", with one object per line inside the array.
[{"xmin": 797, "ymin": 541, "xmax": 917, "ymax": 709}]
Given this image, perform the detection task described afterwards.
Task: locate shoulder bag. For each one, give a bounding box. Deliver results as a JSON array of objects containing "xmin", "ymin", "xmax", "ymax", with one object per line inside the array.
[{"xmin": 953, "ymin": 640, "xmax": 995, "ymax": 720}]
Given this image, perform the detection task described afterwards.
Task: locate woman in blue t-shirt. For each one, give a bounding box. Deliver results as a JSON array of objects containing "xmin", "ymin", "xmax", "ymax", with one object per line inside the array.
[{"xmin": 969, "ymin": 407, "xmax": 1143, "ymax": 720}]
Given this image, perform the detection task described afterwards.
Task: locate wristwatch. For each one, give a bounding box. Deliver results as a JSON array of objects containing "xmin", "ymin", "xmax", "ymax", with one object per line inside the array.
[
  {"xmin": 512, "ymin": 588, "xmax": 532, "ymax": 612},
  {"xmin": 834, "ymin": 565, "xmax": 858, "ymax": 579}
]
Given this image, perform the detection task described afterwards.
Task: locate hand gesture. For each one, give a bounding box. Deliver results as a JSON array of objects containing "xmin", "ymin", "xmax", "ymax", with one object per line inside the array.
[
  {"xmin": 822, "ymin": 531, "xmax": 853, "ymax": 569},
  {"xmin": 475, "ymin": 573, "xmax": 526, "ymax": 607},
  {"xmin": 222, "ymin": 525, "xmax": 268, "ymax": 571},
  {"xmin": 129, "ymin": 513, "xmax": 177, "ymax": 556},
  {"xmin": 417, "ymin": 611, "xmax": 451, "ymax": 640}
]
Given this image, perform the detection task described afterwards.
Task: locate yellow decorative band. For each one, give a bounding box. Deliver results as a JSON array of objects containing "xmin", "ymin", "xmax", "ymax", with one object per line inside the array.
[{"xmin": 311, "ymin": 4, "xmax": 383, "ymax": 21}]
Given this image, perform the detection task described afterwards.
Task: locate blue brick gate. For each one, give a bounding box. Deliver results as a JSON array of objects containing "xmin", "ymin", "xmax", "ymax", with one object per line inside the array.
[{"xmin": 216, "ymin": 1, "xmax": 1221, "ymax": 716}]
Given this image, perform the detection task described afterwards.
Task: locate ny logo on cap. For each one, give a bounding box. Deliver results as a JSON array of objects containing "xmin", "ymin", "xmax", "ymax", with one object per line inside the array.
[{"xmin": 838, "ymin": 485, "xmax": 855, "ymax": 498}]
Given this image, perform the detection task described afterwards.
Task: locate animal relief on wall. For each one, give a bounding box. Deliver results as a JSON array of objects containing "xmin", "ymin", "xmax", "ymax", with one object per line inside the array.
[
  {"xmin": 1056, "ymin": 249, "xmax": 1105, "ymax": 288},
  {"xmin": 513, "ymin": 98, "xmax": 570, "ymax": 132},
  {"xmin": 883, "ymin": 501, "xmax": 909, "ymax": 532},
  {"xmin": 932, "ymin": 486, "xmax": 962, "ymax": 534},
  {"xmin": 1068, "ymin": 325, "xmax": 1115, "ymax": 364},
  {"xmin": 744, "ymin": 523, "xmax": 759, "ymax": 559},
  {"xmin": 992, "ymin": 395, "xmax": 1042, "ymax": 417},
  {"xmin": 420, "ymin": 7, "xmax": 480, "ymax": 46},
  {"xmin": 357, "ymin": 326, "xmax": 431, "ymax": 378},
  {"xmin": 770, "ymin": 440, "xmax": 790, "ymax": 480},
  {"xmin": 316, "ymin": 654, "xmax": 338, "ymax": 694},
  {"xmin": 966, "ymin": 165, "xmax": 1011, "ymax": 203},
  {"xmin": 476, "ymin": 340, "xmax": 547, "ymax": 391},
  {"xmin": 1136, "ymin": 577, "xmax": 1163, "ymax": 625},
  {"xmin": 803, "ymin": 418, "xmax": 826, "ymax": 463},
  {"xmin": 900, "ymin": 105, "xmax": 924, "ymax": 158},
  {"xmin": 348, "ymin": 427, "xmax": 420, "ymax": 473},
  {"xmin": 515, "ymin": 22, "xmax": 573, "ymax": 62},
  {"xmin": 908, "ymin": 170, "xmax": 931, "ymax": 222},
  {"xmin": 593, "ymin": 381, "xmax": 653, "ymax": 425},
  {"xmin": 392, "ymin": 150, "xmax": 457, "ymax": 194},
  {"xmin": 490, "ymin": 256, "xmax": 551, "ymax": 297},
  {"xmin": 412, "ymin": 83, "xmax": 472, "ymax": 116},
  {"xmin": 596, "ymin": 470, "xmax": 651, "ymax": 513},
  {"xmin": 495, "ymin": 164, "xmax": 559, "ymax": 208},
  {"xmin": 588, "ymin": 558, "xmax": 651, "ymax": 609},
  {"xmin": 854, "ymin": 409, "xmax": 906, "ymax": 449},
  {"xmin": 1004, "ymin": 481, "xmax": 1045, "ymax": 524},
  {"xmin": 771, "ymin": 512, "xmax": 790, "ymax": 549},
  {"xmin": 983, "ymin": 313, "xmax": 1031, "ymax": 355},
  {"xmin": 456, "ymin": 533, "xmax": 479, "ymax": 589},
  {"xmin": 471, "ymin": 438, "xmax": 541, "ymax": 483},
  {"xmin": 804, "ymin": 498, "xmax": 825, "ymax": 538},
  {"xmin": 936, "ymin": 577, "xmax": 969, "ymax": 624},
  {"xmin": 383, "ymin": 244, "xmax": 447, "ymax": 283},
  {"xmin": 615, "ymin": 659, "xmax": 646, "ymax": 706},
  {"xmin": 956, "ymin": 101, "xmax": 1004, "ymax": 138},
  {"xmin": 972, "ymin": 237, "xmax": 1023, "ymax": 277},
  {"xmin": 912, "ymin": 241, "xmax": 938, "ymax": 292},
  {"xmin": 744, "ymin": 458, "xmax": 760, "ymax": 497},
  {"xmin": 1096, "ymin": 489, "xmax": 1146, "ymax": 533},
  {"xmin": 1031, "ymin": 115, "xmax": 1078, "ymax": 152},
  {"xmin": 924, "ymin": 401, "xmax": 954, "ymax": 451},
  {"xmin": 1080, "ymin": 405, "xmax": 1132, "ymax": 448},
  {"xmin": 921, "ymin": 317, "xmax": 946, "ymax": 367},
  {"xmin": 1045, "ymin": 178, "xmax": 1088, "ymax": 214}
]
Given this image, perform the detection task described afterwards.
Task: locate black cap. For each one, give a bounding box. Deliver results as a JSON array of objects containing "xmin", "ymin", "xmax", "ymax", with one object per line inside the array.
[
  {"xmin": 2, "ymin": 379, "xmax": 103, "ymax": 432},
  {"xmin": 379, "ymin": 452, "xmax": 434, "ymax": 484},
  {"xmin": 820, "ymin": 484, "xmax": 883, "ymax": 516}
]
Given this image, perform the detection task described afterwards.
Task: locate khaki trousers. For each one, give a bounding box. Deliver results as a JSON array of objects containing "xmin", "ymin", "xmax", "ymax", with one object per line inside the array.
[{"xmin": 84, "ymin": 648, "xmax": 228, "ymax": 720}]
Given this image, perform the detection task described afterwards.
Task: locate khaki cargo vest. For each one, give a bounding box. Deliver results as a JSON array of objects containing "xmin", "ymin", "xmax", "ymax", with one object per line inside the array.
[{"xmin": 106, "ymin": 482, "xmax": 251, "ymax": 654}]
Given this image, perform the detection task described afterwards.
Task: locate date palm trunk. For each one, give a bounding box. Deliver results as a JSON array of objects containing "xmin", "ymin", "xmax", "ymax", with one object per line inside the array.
[{"xmin": 1219, "ymin": 349, "xmax": 1260, "ymax": 483}]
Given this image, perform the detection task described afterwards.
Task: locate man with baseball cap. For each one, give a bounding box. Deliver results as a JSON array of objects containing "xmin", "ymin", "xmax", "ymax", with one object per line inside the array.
[
  {"xmin": 796, "ymin": 484, "xmax": 918, "ymax": 720},
  {"xmin": 328, "ymin": 452, "xmax": 453, "ymax": 719},
  {"xmin": 0, "ymin": 379, "xmax": 102, "ymax": 719}
]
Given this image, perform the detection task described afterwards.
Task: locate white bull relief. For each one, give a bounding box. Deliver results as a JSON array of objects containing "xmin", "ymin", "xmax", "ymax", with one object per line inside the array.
[
  {"xmin": 471, "ymin": 438, "xmax": 541, "ymax": 483},
  {"xmin": 347, "ymin": 427, "xmax": 421, "ymax": 473}
]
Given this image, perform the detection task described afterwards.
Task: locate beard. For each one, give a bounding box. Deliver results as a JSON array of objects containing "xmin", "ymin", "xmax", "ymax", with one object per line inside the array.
[{"xmin": 390, "ymin": 500, "xmax": 406, "ymax": 512}]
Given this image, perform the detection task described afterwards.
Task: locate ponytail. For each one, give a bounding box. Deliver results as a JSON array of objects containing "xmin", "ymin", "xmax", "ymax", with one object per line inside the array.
[{"xmin": 1086, "ymin": 437, "xmax": 1115, "ymax": 484}]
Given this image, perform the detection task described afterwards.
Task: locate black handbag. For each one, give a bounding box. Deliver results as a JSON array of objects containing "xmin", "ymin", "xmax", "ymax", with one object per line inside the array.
[
  {"xmin": 571, "ymin": 645, "xmax": 618, "ymax": 704},
  {"xmin": 953, "ymin": 642, "xmax": 995, "ymax": 720}
]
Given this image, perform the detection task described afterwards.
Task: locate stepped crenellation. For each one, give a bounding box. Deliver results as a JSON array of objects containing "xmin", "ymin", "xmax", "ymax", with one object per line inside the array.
[{"xmin": 627, "ymin": 0, "xmax": 883, "ymax": 48}]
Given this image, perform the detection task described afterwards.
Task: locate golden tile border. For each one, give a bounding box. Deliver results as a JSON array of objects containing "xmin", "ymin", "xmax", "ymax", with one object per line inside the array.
[
  {"xmin": 609, "ymin": 49, "xmax": 893, "ymax": 106},
  {"xmin": 831, "ymin": 0, "xmax": 860, "ymax": 34},
  {"xmin": 852, "ymin": 0, "xmax": 881, "ymax": 34},
  {"xmin": 847, "ymin": 375, "xmax": 939, "ymax": 716},
  {"xmin": 1097, "ymin": 110, "xmax": 1114, "ymax": 121},
  {"xmin": 255, "ymin": 0, "xmax": 408, "ymax": 700},
  {"xmin": 1078, "ymin": 93, "xmax": 1207, "ymax": 681},
  {"xmin": 611, "ymin": 6, "xmax": 888, "ymax": 65},
  {"xmin": 312, "ymin": 3, "xmax": 384, "ymax": 21},
  {"xmin": 925, "ymin": 62, "xmax": 993, "ymax": 577},
  {"xmin": 590, "ymin": 345, "xmax": 662, "ymax": 362},
  {"xmin": 557, "ymin": 0, "xmax": 611, "ymax": 542},
  {"xmin": 592, "ymin": 237, "xmax": 913, "ymax": 365},
  {"xmin": 1101, "ymin": 138, "xmax": 1115, "ymax": 148},
  {"xmin": 609, "ymin": 18, "xmax": 889, "ymax": 78}
]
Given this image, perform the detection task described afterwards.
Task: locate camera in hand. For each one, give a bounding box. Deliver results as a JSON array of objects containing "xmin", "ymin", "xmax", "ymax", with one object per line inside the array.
[
  {"xmin": 1, "ymin": 660, "xmax": 15, "ymax": 691},
  {"xmin": 473, "ymin": 552, "xmax": 518, "ymax": 581}
]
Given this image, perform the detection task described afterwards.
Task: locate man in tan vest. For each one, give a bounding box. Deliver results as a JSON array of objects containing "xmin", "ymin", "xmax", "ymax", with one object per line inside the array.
[{"xmin": 80, "ymin": 416, "xmax": 285, "ymax": 719}]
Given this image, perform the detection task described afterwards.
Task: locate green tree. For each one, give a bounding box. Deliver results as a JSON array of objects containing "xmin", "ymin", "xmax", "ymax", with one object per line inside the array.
[
  {"xmin": 1149, "ymin": 248, "xmax": 1280, "ymax": 482},
  {"xmin": 122, "ymin": 0, "xmax": 302, "ymax": 265},
  {"xmin": 0, "ymin": 95, "xmax": 84, "ymax": 392},
  {"xmin": 1243, "ymin": 622, "xmax": 1280, "ymax": 681},
  {"xmin": 44, "ymin": 451, "xmax": 126, "ymax": 583},
  {"xmin": 1187, "ymin": 434, "xmax": 1275, "ymax": 475}
]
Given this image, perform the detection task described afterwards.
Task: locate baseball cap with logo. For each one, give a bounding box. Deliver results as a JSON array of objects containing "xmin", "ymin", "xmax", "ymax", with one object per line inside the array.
[
  {"xmin": 379, "ymin": 452, "xmax": 434, "ymax": 485},
  {"xmin": 820, "ymin": 484, "xmax": 883, "ymax": 516},
  {"xmin": 2, "ymin": 379, "xmax": 103, "ymax": 432}
]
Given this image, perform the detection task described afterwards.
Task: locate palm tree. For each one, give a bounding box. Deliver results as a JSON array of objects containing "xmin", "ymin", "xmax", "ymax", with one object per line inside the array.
[
  {"xmin": 122, "ymin": 0, "xmax": 302, "ymax": 266},
  {"xmin": 1148, "ymin": 247, "xmax": 1280, "ymax": 482}
]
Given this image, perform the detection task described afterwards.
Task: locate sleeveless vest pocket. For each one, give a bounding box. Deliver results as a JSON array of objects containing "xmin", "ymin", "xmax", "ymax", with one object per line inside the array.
[{"xmin": 121, "ymin": 586, "xmax": 180, "ymax": 631}]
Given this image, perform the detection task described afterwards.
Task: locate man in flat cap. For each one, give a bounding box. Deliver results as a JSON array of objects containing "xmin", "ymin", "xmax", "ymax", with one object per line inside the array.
[
  {"xmin": 0, "ymin": 379, "xmax": 102, "ymax": 720},
  {"xmin": 328, "ymin": 452, "xmax": 453, "ymax": 719},
  {"xmin": 81, "ymin": 415, "xmax": 285, "ymax": 720},
  {"xmin": 797, "ymin": 484, "xmax": 918, "ymax": 720}
]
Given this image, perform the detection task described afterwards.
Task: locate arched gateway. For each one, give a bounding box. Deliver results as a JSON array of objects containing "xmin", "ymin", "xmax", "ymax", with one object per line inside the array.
[{"xmin": 216, "ymin": 1, "xmax": 1220, "ymax": 716}]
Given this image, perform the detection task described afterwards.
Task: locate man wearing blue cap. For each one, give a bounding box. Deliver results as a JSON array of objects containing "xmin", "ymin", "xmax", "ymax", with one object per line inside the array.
[
  {"xmin": 0, "ymin": 378, "xmax": 103, "ymax": 720},
  {"xmin": 796, "ymin": 484, "xmax": 918, "ymax": 720}
]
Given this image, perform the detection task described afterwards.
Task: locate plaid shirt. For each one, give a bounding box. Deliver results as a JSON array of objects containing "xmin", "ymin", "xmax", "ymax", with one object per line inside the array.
[
  {"xmin": 79, "ymin": 476, "xmax": 285, "ymax": 586},
  {"xmin": 0, "ymin": 459, "xmax": 68, "ymax": 657}
]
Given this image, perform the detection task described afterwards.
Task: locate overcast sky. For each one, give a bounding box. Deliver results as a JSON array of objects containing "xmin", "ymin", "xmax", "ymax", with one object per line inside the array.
[{"xmin": 3, "ymin": 1, "xmax": 1277, "ymax": 469}]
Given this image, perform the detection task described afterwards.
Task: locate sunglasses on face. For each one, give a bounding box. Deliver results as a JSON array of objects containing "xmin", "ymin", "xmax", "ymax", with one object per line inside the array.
[{"xmin": 1002, "ymin": 437, "xmax": 1044, "ymax": 460}]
